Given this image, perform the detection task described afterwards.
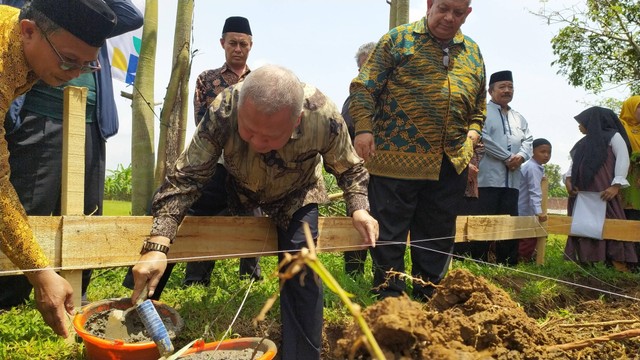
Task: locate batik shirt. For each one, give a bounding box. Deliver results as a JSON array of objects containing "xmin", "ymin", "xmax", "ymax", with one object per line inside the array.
[
  {"xmin": 151, "ymin": 82, "xmax": 370, "ymax": 239},
  {"xmin": 350, "ymin": 17, "xmax": 486, "ymax": 180},
  {"xmin": 0, "ymin": 6, "xmax": 48, "ymax": 269},
  {"xmin": 193, "ymin": 63, "xmax": 249, "ymax": 125}
]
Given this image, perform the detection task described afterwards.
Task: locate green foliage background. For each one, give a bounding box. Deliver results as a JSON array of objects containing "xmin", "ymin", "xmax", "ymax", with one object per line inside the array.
[{"xmin": 103, "ymin": 164, "xmax": 132, "ymax": 201}]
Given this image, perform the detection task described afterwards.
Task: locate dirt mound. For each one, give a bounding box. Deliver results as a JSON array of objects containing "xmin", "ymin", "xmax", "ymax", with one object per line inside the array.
[{"xmin": 334, "ymin": 269, "xmax": 640, "ymax": 359}]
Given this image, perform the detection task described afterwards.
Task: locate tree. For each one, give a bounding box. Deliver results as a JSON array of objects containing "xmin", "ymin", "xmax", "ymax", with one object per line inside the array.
[
  {"xmin": 387, "ymin": 0, "xmax": 409, "ymax": 29},
  {"xmin": 154, "ymin": 0, "xmax": 193, "ymax": 189},
  {"xmin": 544, "ymin": 163, "xmax": 568, "ymax": 198},
  {"xmin": 535, "ymin": 0, "xmax": 640, "ymax": 94},
  {"xmin": 131, "ymin": 0, "xmax": 158, "ymax": 215}
]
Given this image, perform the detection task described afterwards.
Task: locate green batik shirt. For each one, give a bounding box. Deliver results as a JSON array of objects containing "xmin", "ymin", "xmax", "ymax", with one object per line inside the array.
[
  {"xmin": 150, "ymin": 82, "xmax": 370, "ymax": 240},
  {"xmin": 349, "ymin": 17, "xmax": 486, "ymax": 180},
  {"xmin": 0, "ymin": 6, "xmax": 49, "ymax": 270}
]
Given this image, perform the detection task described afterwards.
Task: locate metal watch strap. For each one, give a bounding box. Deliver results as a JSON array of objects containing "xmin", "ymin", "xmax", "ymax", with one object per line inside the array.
[{"xmin": 140, "ymin": 239, "xmax": 170, "ymax": 255}]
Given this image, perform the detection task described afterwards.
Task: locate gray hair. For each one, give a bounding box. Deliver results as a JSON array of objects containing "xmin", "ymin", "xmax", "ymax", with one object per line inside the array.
[
  {"xmin": 19, "ymin": 4, "xmax": 59, "ymax": 34},
  {"xmin": 355, "ymin": 42, "xmax": 376, "ymax": 67},
  {"xmin": 238, "ymin": 65, "xmax": 304, "ymax": 119}
]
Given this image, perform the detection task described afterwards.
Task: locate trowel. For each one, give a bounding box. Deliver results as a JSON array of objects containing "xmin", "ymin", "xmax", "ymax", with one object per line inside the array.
[{"xmin": 104, "ymin": 285, "xmax": 148, "ymax": 340}]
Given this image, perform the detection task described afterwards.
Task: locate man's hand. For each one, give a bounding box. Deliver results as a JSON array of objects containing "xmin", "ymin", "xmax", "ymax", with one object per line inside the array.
[
  {"xmin": 131, "ymin": 236, "xmax": 170, "ymax": 301},
  {"xmin": 26, "ymin": 269, "xmax": 74, "ymax": 338},
  {"xmin": 467, "ymin": 130, "xmax": 480, "ymax": 145},
  {"xmin": 354, "ymin": 133, "xmax": 375, "ymax": 161},
  {"xmin": 506, "ymin": 155, "xmax": 524, "ymax": 171},
  {"xmin": 352, "ymin": 209, "xmax": 379, "ymax": 247}
]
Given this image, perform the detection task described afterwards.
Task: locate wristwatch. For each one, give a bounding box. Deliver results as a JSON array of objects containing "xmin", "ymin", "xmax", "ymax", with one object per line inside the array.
[{"xmin": 140, "ymin": 239, "xmax": 170, "ymax": 255}]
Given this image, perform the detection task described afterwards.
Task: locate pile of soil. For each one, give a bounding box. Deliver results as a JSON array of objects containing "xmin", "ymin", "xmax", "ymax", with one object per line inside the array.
[{"xmin": 331, "ymin": 269, "xmax": 640, "ymax": 359}]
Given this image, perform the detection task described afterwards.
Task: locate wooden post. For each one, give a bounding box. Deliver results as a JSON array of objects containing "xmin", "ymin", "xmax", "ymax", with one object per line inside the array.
[
  {"xmin": 535, "ymin": 177, "xmax": 549, "ymax": 265},
  {"xmin": 60, "ymin": 86, "xmax": 87, "ymax": 309}
]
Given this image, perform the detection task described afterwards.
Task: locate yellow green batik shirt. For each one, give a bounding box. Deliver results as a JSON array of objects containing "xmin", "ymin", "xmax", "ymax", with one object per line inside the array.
[
  {"xmin": 350, "ymin": 17, "xmax": 486, "ymax": 180},
  {"xmin": 0, "ymin": 6, "xmax": 48, "ymax": 270},
  {"xmin": 150, "ymin": 82, "xmax": 370, "ymax": 239}
]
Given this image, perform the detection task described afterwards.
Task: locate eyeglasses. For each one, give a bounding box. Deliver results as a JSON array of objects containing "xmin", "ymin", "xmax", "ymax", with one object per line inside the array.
[
  {"xmin": 38, "ymin": 25, "xmax": 101, "ymax": 73},
  {"xmin": 442, "ymin": 47, "xmax": 450, "ymax": 69}
]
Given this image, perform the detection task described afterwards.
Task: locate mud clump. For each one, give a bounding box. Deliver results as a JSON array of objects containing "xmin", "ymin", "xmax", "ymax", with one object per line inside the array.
[{"xmin": 335, "ymin": 269, "xmax": 553, "ymax": 359}]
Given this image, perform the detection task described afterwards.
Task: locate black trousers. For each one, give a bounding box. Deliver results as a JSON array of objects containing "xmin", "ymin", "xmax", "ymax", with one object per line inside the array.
[
  {"xmin": 369, "ymin": 157, "xmax": 467, "ymax": 301},
  {"xmin": 343, "ymin": 248, "xmax": 369, "ymax": 275},
  {"xmin": 277, "ymin": 204, "xmax": 323, "ymax": 360},
  {"xmin": 476, "ymin": 187, "xmax": 520, "ymax": 265},
  {"xmin": 0, "ymin": 113, "xmax": 104, "ymax": 308}
]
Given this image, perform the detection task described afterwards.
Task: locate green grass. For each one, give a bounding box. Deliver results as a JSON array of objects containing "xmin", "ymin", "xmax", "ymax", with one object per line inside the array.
[{"xmin": 103, "ymin": 200, "xmax": 132, "ymax": 216}]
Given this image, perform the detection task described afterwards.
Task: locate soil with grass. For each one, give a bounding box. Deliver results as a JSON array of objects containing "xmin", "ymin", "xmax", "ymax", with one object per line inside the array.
[{"xmin": 328, "ymin": 269, "xmax": 640, "ymax": 359}]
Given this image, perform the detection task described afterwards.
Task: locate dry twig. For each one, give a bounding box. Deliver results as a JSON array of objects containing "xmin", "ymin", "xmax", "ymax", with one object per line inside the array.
[
  {"xmin": 557, "ymin": 319, "xmax": 639, "ymax": 328},
  {"xmin": 547, "ymin": 328, "xmax": 640, "ymax": 352}
]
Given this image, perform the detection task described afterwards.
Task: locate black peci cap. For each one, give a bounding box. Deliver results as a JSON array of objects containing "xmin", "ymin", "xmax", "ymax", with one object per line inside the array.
[
  {"xmin": 222, "ymin": 16, "xmax": 252, "ymax": 36},
  {"xmin": 489, "ymin": 70, "xmax": 513, "ymax": 85},
  {"xmin": 31, "ymin": 0, "xmax": 117, "ymax": 47}
]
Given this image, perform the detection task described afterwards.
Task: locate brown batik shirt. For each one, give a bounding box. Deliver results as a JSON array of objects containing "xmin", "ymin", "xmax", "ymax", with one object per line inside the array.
[
  {"xmin": 193, "ymin": 63, "xmax": 250, "ymax": 125},
  {"xmin": 150, "ymin": 82, "xmax": 370, "ymax": 240}
]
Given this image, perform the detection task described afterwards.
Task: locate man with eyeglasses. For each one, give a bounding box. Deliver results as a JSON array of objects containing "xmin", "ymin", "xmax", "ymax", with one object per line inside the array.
[
  {"xmin": 349, "ymin": 0, "xmax": 486, "ymax": 302},
  {"xmin": 0, "ymin": 0, "xmax": 120, "ymax": 337},
  {"xmin": 0, "ymin": 0, "xmax": 142, "ymax": 311}
]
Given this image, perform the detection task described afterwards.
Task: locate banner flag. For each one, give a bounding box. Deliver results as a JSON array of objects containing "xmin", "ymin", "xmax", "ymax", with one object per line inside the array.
[{"xmin": 106, "ymin": 0, "xmax": 145, "ymax": 84}]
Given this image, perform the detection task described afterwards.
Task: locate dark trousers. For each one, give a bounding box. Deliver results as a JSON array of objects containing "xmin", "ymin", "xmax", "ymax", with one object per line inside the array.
[
  {"xmin": 277, "ymin": 204, "xmax": 323, "ymax": 360},
  {"xmin": 476, "ymin": 187, "xmax": 520, "ymax": 265},
  {"xmin": 183, "ymin": 164, "xmax": 261, "ymax": 285},
  {"xmin": 0, "ymin": 114, "xmax": 104, "ymax": 308},
  {"xmin": 452, "ymin": 197, "xmax": 487, "ymax": 259},
  {"xmin": 344, "ymin": 249, "xmax": 369, "ymax": 276},
  {"xmin": 369, "ymin": 157, "xmax": 467, "ymax": 301}
]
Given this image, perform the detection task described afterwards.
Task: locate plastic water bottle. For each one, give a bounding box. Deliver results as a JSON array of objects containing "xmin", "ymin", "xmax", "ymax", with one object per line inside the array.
[{"xmin": 136, "ymin": 299, "xmax": 174, "ymax": 356}]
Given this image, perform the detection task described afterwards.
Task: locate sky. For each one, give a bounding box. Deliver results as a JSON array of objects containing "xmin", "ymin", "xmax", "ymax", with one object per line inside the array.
[{"xmin": 107, "ymin": 0, "xmax": 626, "ymax": 176}]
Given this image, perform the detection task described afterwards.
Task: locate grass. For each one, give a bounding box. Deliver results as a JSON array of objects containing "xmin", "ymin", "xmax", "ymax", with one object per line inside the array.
[
  {"xmin": 103, "ymin": 200, "xmax": 132, "ymax": 216},
  {"xmin": 1, "ymin": 200, "xmax": 638, "ymax": 359}
]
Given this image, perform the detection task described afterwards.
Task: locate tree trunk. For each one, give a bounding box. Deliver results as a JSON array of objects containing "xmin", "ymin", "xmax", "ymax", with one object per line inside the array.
[
  {"xmin": 131, "ymin": 0, "xmax": 158, "ymax": 216},
  {"xmin": 388, "ymin": 0, "xmax": 397, "ymax": 29},
  {"xmin": 388, "ymin": 0, "xmax": 409, "ymax": 29},
  {"xmin": 395, "ymin": 0, "xmax": 410, "ymax": 27},
  {"xmin": 154, "ymin": 0, "xmax": 194, "ymax": 189}
]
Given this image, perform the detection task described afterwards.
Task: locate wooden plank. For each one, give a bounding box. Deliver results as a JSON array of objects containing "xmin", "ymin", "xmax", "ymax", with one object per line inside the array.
[
  {"xmin": 3, "ymin": 214, "xmax": 640, "ymax": 275},
  {"xmin": 465, "ymin": 215, "xmax": 547, "ymax": 241},
  {"xmin": 454, "ymin": 216, "xmax": 468, "ymax": 243},
  {"xmin": 547, "ymin": 215, "xmax": 640, "ymax": 242},
  {"xmin": 1, "ymin": 216, "xmax": 363, "ymax": 272}
]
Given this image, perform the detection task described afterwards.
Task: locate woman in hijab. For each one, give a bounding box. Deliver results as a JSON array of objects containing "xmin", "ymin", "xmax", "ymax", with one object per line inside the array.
[
  {"xmin": 564, "ymin": 106, "xmax": 637, "ymax": 271},
  {"xmin": 619, "ymin": 96, "xmax": 640, "ymax": 219}
]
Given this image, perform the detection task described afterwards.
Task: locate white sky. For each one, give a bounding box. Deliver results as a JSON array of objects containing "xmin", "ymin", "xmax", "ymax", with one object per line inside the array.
[{"xmin": 108, "ymin": 0, "xmax": 625, "ymax": 176}]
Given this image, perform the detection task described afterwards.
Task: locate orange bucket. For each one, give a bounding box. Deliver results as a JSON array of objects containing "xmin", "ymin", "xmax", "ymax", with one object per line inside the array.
[
  {"xmin": 180, "ymin": 338, "xmax": 277, "ymax": 359},
  {"xmin": 73, "ymin": 298, "xmax": 184, "ymax": 360}
]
